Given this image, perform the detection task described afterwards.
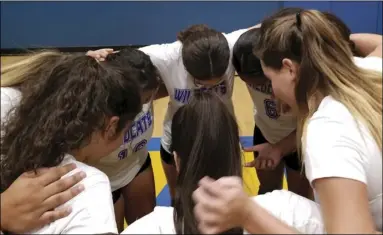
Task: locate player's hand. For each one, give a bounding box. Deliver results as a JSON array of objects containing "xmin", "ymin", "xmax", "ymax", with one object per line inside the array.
[
  {"xmin": 0, "ymin": 164, "xmax": 86, "ymax": 233},
  {"xmin": 243, "ymin": 143, "xmax": 283, "ymax": 170},
  {"xmin": 193, "ymin": 176, "xmax": 252, "ymax": 234},
  {"xmin": 86, "ymin": 48, "xmax": 114, "ymax": 61}
]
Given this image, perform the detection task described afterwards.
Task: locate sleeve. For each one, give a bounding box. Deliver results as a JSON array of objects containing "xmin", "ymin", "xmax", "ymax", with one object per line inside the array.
[
  {"xmin": 1, "ymin": 88, "xmax": 21, "ymax": 123},
  {"xmin": 353, "ymin": 56, "xmax": 382, "ymax": 72},
  {"xmin": 61, "ymin": 172, "xmax": 118, "ymax": 234},
  {"xmin": 224, "ymin": 28, "xmax": 249, "ymax": 49},
  {"xmin": 304, "ymin": 116, "xmax": 368, "ymax": 185},
  {"xmin": 139, "ymin": 41, "xmax": 181, "ymax": 84},
  {"xmin": 121, "ymin": 211, "xmax": 161, "ymax": 234}
]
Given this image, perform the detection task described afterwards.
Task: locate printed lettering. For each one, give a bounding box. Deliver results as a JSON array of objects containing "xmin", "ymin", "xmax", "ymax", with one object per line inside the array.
[{"xmin": 264, "ymin": 98, "xmax": 280, "ymax": 119}]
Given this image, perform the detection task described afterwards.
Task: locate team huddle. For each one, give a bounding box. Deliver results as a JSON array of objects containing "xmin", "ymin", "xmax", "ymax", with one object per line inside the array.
[{"xmin": 1, "ymin": 7, "xmax": 382, "ymax": 234}]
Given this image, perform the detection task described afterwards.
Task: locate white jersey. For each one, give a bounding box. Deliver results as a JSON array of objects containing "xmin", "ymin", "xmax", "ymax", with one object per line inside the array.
[
  {"xmin": 121, "ymin": 190, "xmax": 325, "ymax": 234},
  {"xmin": 140, "ymin": 28, "xmax": 248, "ymax": 153},
  {"xmin": 91, "ymin": 103, "xmax": 154, "ymax": 191},
  {"xmin": 304, "ymin": 56, "xmax": 382, "ymax": 231},
  {"xmin": 29, "ymin": 155, "xmax": 117, "ymax": 234},
  {"xmin": 1, "ymin": 87, "xmax": 22, "ymax": 124},
  {"xmin": 1, "ymin": 87, "xmax": 118, "ymax": 234},
  {"xmin": 247, "ymin": 83, "xmax": 296, "ymax": 144}
]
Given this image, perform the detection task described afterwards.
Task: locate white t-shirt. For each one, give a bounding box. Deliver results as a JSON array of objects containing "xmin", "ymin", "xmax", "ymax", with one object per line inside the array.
[
  {"xmin": 91, "ymin": 103, "xmax": 154, "ymax": 191},
  {"xmin": 29, "ymin": 155, "xmax": 118, "ymax": 234},
  {"xmin": 304, "ymin": 56, "xmax": 382, "ymax": 231},
  {"xmin": 1, "ymin": 87, "xmax": 22, "ymax": 124},
  {"xmin": 121, "ymin": 190, "xmax": 325, "ymax": 234},
  {"xmin": 1, "ymin": 87, "xmax": 118, "ymax": 234},
  {"xmin": 139, "ymin": 28, "xmax": 248, "ymax": 153},
  {"xmin": 247, "ymin": 83, "xmax": 296, "ymax": 144}
]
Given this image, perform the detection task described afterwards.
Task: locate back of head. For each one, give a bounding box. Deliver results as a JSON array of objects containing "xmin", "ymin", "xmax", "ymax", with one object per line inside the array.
[
  {"xmin": 105, "ymin": 47, "xmax": 160, "ymax": 91},
  {"xmin": 171, "ymin": 91, "xmax": 242, "ymax": 234},
  {"xmin": 1, "ymin": 50, "xmax": 66, "ymax": 88},
  {"xmin": 177, "ymin": 24, "xmax": 230, "ymax": 80},
  {"xmin": 254, "ymin": 9, "xmax": 382, "ymax": 154},
  {"xmin": 232, "ymin": 28, "xmax": 263, "ymax": 76},
  {"xmin": 1, "ymin": 53, "xmax": 142, "ymax": 192}
]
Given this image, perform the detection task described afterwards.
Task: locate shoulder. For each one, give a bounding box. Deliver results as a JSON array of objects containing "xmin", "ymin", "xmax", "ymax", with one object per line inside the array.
[
  {"xmin": 223, "ymin": 28, "xmax": 249, "ymax": 49},
  {"xmin": 1, "ymin": 87, "xmax": 22, "ymax": 106},
  {"xmin": 353, "ymin": 56, "xmax": 382, "ymax": 72},
  {"xmin": 139, "ymin": 41, "xmax": 182, "ymax": 62},
  {"xmin": 304, "ymin": 96, "xmax": 373, "ymax": 184},
  {"xmin": 36, "ymin": 155, "xmax": 117, "ymax": 234},
  {"xmin": 121, "ymin": 206, "xmax": 175, "ymax": 234},
  {"xmin": 1, "ymin": 87, "xmax": 22, "ymax": 122},
  {"xmin": 61, "ymin": 154, "xmax": 110, "ymax": 184}
]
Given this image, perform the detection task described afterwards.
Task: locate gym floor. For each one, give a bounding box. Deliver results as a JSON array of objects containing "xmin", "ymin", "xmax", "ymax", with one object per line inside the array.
[{"xmin": 1, "ymin": 55, "xmax": 287, "ymax": 206}]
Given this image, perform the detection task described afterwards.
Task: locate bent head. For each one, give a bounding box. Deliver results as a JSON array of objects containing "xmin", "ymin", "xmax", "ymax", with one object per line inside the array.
[
  {"xmin": 232, "ymin": 27, "xmax": 267, "ymax": 87},
  {"xmin": 105, "ymin": 47, "xmax": 161, "ymax": 104},
  {"xmin": 254, "ymin": 9, "xmax": 382, "ymax": 153},
  {"xmin": 171, "ymin": 91, "xmax": 242, "ymax": 234},
  {"xmin": 178, "ymin": 24, "xmax": 230, "ymax": 88},
  {"xmin": 1, "ymin": 52, "xmax": 142, "ymax": 191}
]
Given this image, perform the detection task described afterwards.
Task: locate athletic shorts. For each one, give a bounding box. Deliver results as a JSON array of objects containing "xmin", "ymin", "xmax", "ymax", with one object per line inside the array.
[
  {"xmin": 112, "ymin": 153, "xmax": 152, "ymax": 203},
  {"xmin": 253, "ymin": 126, "xmax": 302, "ymax": 171},
  {"xmin": 160, "ymin": 144, "xmax": 175, "ymax": 165}
]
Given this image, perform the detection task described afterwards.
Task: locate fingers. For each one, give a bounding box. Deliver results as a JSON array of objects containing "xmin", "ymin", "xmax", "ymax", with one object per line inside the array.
[
  {"xmin": 42, "ymin": 184, "xmax": 85, "ymax": 211},
  {"xmin": 243, "ymin": 144, "xmax": 261, "ymax": 152},
  {"xmin": 38, "ymin": 206, "xmax": 72, "ymax": 226},
  {"xmin": 38, "ymin": 164, "xmax": 77, "ymax": 186},
  {"xmin": 43, "ymin": 170, "xmax": 86, "ymax": 196},
  {"xmin": 23, "ymin": 167, "xmax": 50, "ymax": 178},
  {"xmin": 244, "ymin": 160, "xmax": 255, "ymax": 167},
  {"xmin": 216, "ymin": 176, "xmax": 242, "ymax": 188}
]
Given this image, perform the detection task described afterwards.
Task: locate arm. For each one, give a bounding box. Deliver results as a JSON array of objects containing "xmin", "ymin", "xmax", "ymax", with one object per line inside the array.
[
  {"xmin": 242, "ymin": 198, "xmax": 298, "ymax": 234},
  {"xmin": 0, "ymin": 165, "xmax": 85, "ymax": 233},
  {"xmin": 274, "ymin": 130, "xmax": 296, "ymax": 156},
  {"xmin": 350, "ymin": 33, "xmax": 383, "ymax": 58},
  {"xmin": 304, "ymin": 116, "xmax": 379, "ymax": 234},
  {"xmin": 154, "ymin": 83, "xmax": 169, "ymax": 100}
]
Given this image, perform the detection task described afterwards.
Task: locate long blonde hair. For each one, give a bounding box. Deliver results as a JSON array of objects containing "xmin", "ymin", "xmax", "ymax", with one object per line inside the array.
[
  {"xmin": 254, "ymin": 9, "xmax": 382, "ymax": 157},
  {"xmin": 1, "ymin": 50, "xmax": 65, "ymax": 88}
]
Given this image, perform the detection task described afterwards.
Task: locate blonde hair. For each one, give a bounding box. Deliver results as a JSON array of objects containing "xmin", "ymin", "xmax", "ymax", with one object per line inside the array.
[
  {"xmin": 1, "ymin": 50, "xmax": 65, "ymax": 88},
  {"xmin": 254, "ymin": 9, "xmax": 382, "ymax": 158}
]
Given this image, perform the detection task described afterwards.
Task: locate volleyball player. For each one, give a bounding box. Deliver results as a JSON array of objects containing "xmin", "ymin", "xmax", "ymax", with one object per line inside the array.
[
  {"xmin": 87, "ymin": 24, "xmax": 252, "ymax": 204},
  {"xmin": 193, "ymin": 9, "xmax": 382, "ymax": 234},
  {"xmin": 1, "ymin": 52, "xmax": 142, "ymax": 234}
]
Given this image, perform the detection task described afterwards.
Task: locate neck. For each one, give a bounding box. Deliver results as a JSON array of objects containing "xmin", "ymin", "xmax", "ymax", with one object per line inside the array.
[{"xmin": 69, "ymin": 147, "xmax": 89, "ymax": 162}]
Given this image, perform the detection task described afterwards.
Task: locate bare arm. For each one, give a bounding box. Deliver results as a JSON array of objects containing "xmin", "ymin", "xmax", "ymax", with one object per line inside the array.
[
  {"xmin": 154, "ymin": 83, "xmax": 169, "ymax": 100},
  {"xmin": 350, "ymin": 33, "xmax": 383, "ymax": 58},
  {"xmin": 314, "ymin": 177, "xmax": 379, "ymax": 234},
  {"xmin": 274, "ymin": 130, "xmax": 296, "ymax": 156}
]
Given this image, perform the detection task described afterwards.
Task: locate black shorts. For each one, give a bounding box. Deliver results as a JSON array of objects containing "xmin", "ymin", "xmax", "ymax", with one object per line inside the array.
[
  {"xmin": 160, "ymin": 144, "xmax": 175, "ymax": 165},
  {"xmin": 253, "ymin": 126, "xmax": 301, "ymax": 171},
  {"xmin": 112, "ymin": 153, "xmax": 152, "ymax": 203}
]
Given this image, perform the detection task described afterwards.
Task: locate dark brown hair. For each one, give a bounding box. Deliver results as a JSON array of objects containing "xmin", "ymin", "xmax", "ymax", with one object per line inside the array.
[
  {"xmin": 105, "ymin": 47, "xmax": 161, "ymax": 91},
  {"xmin": 178, "ymin": 24, "xmax": 230, "ymax": 81},
  {"xmin": 171, "ymin": 91, "xmax": 243, "ymax": 234},
  {"xmin": 1, "ymin": 52, "xmax": 142, "ymax": 192}
]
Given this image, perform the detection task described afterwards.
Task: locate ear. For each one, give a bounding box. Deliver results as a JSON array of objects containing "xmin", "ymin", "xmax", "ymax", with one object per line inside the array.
[
  {"xmin": 282, "ymin": 58, "xmax": 298, "ymax": 82},
  {"xmin": 104, "ymin": 116, "xmax": 120, "ymax": 140},
  {"xmin": 173, "ymin": 151, "xmax": 180, "ymax": 173}
]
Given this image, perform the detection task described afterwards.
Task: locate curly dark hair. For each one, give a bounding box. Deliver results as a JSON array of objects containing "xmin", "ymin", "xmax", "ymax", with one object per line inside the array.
[
  {"xmin": 105, "ymin": 47, "xmax": 161, "ymax": 92},
  {"xmin": 1, "ymin": 52, "xmax": 142, "ymax": 192}
]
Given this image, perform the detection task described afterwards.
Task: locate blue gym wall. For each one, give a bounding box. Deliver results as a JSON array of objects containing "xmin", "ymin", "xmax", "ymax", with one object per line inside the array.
[{"xmin": 1, "ymin": 1, "xmax": 382, "ymax": 49}]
